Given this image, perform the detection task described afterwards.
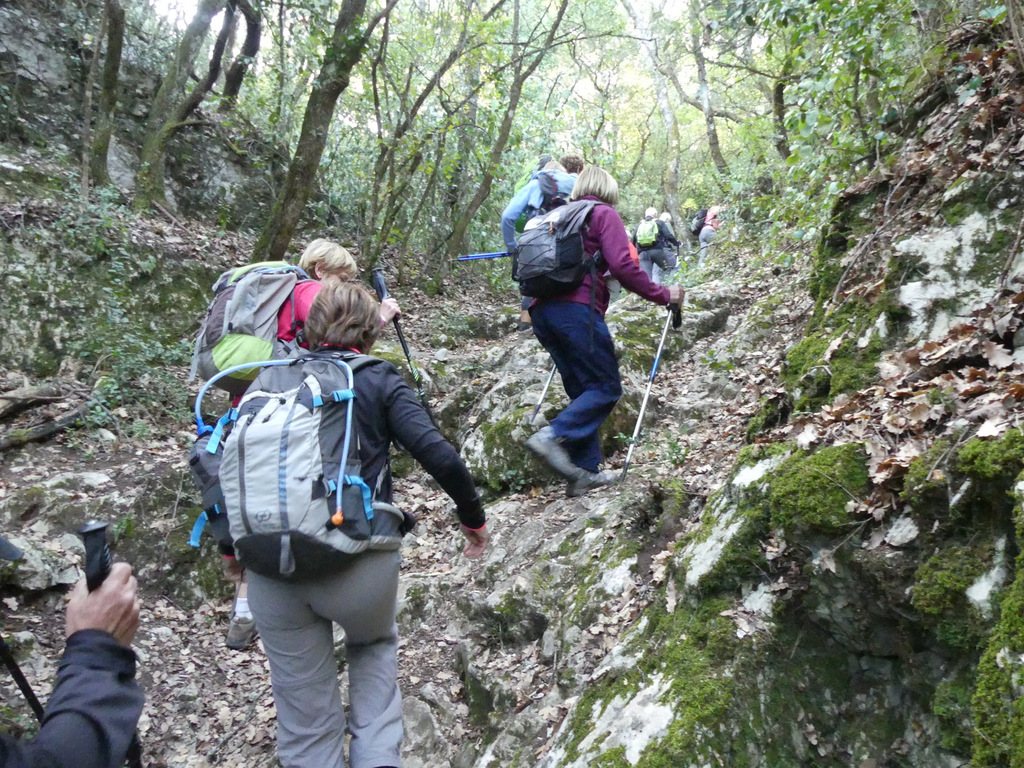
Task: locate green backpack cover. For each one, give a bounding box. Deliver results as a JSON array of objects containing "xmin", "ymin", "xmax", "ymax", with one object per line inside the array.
[
  {"xmin": 189, "ymin": 262, "xmax": 309, "ymax": 396},
  {"xmin": 636, "ymin": 218, "xmax": 659, "ymax": 247}
]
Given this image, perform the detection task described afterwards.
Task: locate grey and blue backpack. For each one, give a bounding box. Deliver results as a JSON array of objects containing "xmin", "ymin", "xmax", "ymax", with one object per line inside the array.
[{"xmin": 188, "ymin": 351, "xmax": 415, "ymax": 582}]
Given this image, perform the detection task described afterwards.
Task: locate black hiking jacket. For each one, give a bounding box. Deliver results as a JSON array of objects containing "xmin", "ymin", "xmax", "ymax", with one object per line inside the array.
[
  {"xmin": 632, "ymin": 219, "xmax": 680, "ymax": 252},
  {"xmin": 0, "ymin": 630, "xmax": 144, "ymax": 768},
  {"xmin": 345, "ymin": 352, "xmax": 486, "ymax": 530}
]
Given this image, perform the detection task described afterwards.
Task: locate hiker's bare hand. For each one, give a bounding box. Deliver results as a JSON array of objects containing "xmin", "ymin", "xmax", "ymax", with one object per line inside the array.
[
  {"xmin": 380, "ymin": 298, "xmax": 401, "ymax": 325},
  {"xmin": 222, "ymin": 555, "xmax": 244, "ymax": 584},
  {"xmin": 461, "ymin": 525, "xmax": 490, "ymax": 559},
  {"xmin": 668, "ymin": 286, "xmax": 684, "ymax": 307},
  {"xmin": 66, "ymin": 562, "xmax": 141, "ymax": 647}
]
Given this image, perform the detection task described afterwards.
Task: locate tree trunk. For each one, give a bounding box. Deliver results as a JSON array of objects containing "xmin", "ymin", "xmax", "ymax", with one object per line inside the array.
[
  {"xmin": 772, "ymin": 76, "xmax": 790, "ymax": 160},
  {"xmin": 252, "ymin": 0, "xmax": 398, "ymax": 262},
  {"xmin": 690, "ymin": 2, "xmax": 729, "ymax": 177},
  {"xmin": 133, "ymin": 0, "xmax": 227, "ymax": 211},
  {"xmin": 89, "ymin": 0, "xmax": 124, "ymax": 189},
  {"xmin": 443, "ymin": 0, "xmax": 570, "ymax": 262},
  {"xmin": 220, "ymin": 0, "xmax": 259, "ymax": 111},
  {"xmin": 619, "ymin": 0, "xmax": 679, "ymax": 216},
  {"xmin": 80, "ymin": 6, "xmax": 108, "ymax": 200}
]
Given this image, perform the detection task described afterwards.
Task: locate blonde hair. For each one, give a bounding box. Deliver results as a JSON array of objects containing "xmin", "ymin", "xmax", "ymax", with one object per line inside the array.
[
  {"xmin": 569, "ymin": 166, "xmax": 619, "ymax": 207},
  {"xmin": 298, "ymin": 239, "xmax": 358, "ymax": 281},
  {"xmin": 659, "ymin": 212, "xmax": 672, "ymax": 223},
  {"xmin": 541, "ymin": 160, "xmax": 566, "ymax": 173},
  {"xmin": 304, "ymin": 277, "xmax": 381, "ymax": 353}
]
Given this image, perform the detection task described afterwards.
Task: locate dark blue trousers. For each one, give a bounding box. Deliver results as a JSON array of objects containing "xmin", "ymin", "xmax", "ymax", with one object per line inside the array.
[{"xmin": 530, "ymin": 300, "xmax": 622, "ymax": 472}]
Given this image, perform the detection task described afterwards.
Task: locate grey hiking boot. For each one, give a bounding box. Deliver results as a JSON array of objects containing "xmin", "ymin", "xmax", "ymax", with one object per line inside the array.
[
  {"xmin": 226, "ymin": 614, "xmax": 258, "ymax": 650},
  {"xmin": 567, "ymin": 469, "xmax": 619, "ymax": 498},
  {"xmin": 525, "ymin": 427, "xmax": 580, "ymax": 479}
]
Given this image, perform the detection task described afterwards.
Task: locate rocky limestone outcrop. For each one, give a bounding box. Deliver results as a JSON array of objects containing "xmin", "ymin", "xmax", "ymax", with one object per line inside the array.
[{"xmin": 0, "ymin": 0, "xmax": 280, "ymax": 228}]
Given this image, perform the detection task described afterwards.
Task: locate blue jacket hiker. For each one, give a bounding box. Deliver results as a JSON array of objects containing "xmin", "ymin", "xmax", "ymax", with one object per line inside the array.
[{"xmin": 501, "ymin": 164, "xmax": 578, "ymax": 254}]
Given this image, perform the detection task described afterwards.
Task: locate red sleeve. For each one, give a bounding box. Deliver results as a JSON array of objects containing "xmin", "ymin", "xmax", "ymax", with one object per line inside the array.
[
  {"xmin": 592, "ymin": 206, "xmax": 670, "ymax": 305},
  {"xmin": 277, "ymin": 280, "xmax": 322, "ymax": 344}
]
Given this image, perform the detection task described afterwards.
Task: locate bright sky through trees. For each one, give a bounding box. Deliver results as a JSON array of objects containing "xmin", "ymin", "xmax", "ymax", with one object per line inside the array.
[{"xmin": 149, "ymin": 0, "xmax": 199, "ymax": 26}]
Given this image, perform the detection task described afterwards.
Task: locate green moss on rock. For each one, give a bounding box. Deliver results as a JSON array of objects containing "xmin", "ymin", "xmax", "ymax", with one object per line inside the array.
[
  {"xmin": 956, "ymin": 429, "xmax": 1024, "ymax": 483},
  {"xmin": 767, "ymin": 444, "xmax": 869, "ymax": 535},
  {"xmin": 912, "ymin": 543, "xmax": 993, "ymax": 651},
  {"xmin": 970, "ymin": 474, "xmax": 1024, "ymax": 767}
]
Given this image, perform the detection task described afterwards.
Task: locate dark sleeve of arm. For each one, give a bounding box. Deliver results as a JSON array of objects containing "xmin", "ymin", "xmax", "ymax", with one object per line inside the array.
[
  {"xmin": 660, "ymin": 221, "xmax": 680, "ymax": 247},
  {"xmin": 383, "ymin": 371, "xmax": 486, "ymax": 529},
  {"xmin": 0, "ymin": 630, "xmax": 144, "ymax": 768}
]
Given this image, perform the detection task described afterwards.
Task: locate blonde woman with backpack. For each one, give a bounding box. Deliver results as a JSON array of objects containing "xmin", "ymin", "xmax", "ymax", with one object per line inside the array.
[
  {"xmin": 524, "ymin": 166, "xmax": 683, "ymax": 495},
  {"xmin": 218, "ymin": 240, "xmax": 403, "ymax": 651}
]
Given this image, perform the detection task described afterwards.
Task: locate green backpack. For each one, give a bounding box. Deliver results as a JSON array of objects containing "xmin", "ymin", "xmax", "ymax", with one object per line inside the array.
[
  {"xmin": 636, "ymin": 218, "xmax": 659, "ymax": 247},
  {"xmin": 188, "ymin": 262, "xmax": 310, "ymax": 396}
]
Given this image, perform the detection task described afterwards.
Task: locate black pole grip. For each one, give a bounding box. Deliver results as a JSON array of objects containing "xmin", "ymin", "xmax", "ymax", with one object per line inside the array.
[
  {"xmin": 78, "ymin": 521, "xmax": 111, "ymax": 592},
  {"xmin": 672, "ymin": 305, "xmax": 682, "ymax": 329},
  {"xmin": 76, "ymin": 520, "xmax": 146, "ymax": 768}
]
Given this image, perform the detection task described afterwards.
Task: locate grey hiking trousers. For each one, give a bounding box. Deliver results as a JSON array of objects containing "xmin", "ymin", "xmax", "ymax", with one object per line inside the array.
[
  {"xmin": 247, "ymin": 550, "xmax": 403, "ymax": 768},
  {"xmin": 638, "ymin": 247, "xmax": 677, "ymax": 285}
]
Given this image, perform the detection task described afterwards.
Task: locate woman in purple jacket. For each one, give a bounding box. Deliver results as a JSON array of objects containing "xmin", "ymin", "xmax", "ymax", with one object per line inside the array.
[{"xmin": 525, "ymin": 166, "xmax": 683, "ymax": 496}]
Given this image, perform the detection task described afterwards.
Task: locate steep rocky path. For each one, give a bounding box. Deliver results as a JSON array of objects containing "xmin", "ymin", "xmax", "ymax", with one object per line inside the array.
[{"xmin": 0, "ymin": 231, "xmax": 797, "ymax": 766}]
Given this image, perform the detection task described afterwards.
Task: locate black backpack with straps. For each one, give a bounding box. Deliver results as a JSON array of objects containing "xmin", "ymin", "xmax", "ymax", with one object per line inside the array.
[{"xmin": 512, "ymin": 200, "xmax": 604, "ymax": 299}]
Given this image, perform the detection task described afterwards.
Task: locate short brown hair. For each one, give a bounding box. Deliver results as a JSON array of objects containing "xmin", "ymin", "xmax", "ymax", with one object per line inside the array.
[
  {"xmin": 569, "ymin": 165, "xmax": 619, "ymax": 207},
  {"xmin": 305, "ymin": 277, "xmax": 381, "ymax": 353},
  {"xmin": 560, "ymin": 154, "xmax": 584, "ymax": 174}
]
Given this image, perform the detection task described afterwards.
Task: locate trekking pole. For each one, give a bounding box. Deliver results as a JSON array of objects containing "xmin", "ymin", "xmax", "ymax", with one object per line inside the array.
[
  {"xmin": 79, "ymin": 521, "xmax": 145, "ymax": 768},
  {"xmin": 0, "ymin": 632, "xmax": 46, "ymax": 722},
  {"xmin": 529, "ymin": 364, "xmax": 557, "ymax": 425},
  {"xmin": 371, "ymin": 269, "xmax": 438, "ymax": 427},
  {"xmin": 620, "ymin": 304, "xmax": 683, "ymax": 481},
  {"xmin": 456, "ymin": 251, "xmax": 509, "ymax": 262}
]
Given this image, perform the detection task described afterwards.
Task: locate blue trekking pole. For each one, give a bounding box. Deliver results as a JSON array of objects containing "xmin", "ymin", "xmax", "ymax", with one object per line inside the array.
[
  {"xmin": 620, "ymin": 304, "xmax": 683, "ymax": 480},
  {"xmin": 457, "ymin": 251, "xmax": 510, "ymax": 262},
  {"xmin": 371, "ymin": 269, "xmax": 437, "ymax": 428}
]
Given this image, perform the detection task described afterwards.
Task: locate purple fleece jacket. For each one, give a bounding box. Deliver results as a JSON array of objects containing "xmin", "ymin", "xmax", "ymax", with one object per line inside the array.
[{"xmin": 535, "ymin": 196, "xmax": 671, "ymax": 317}]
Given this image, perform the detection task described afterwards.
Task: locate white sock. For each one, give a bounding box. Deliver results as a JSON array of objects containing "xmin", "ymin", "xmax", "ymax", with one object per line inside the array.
[{"xmin": 233, "ymin": 597, "xmax": 253, "ymax": 620}]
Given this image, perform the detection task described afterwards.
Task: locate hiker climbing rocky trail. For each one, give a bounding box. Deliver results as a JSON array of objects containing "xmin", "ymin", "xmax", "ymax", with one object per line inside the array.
[
  {"xmin": 0, "ymin": 236, "xmax": 806, "ymax": 766},
  {"xmin": 5, "ymin": 10, "xmax": 1024, "ymax": 766}
]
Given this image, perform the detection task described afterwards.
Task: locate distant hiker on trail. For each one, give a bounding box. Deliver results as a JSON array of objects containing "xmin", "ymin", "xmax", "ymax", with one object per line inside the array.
[
  {"xmin": 502, "ymin": 158, "xmax": 579, "ymax": 331},
  {"xmin": 0, "ymin": 536, "xmax": 144, "ymax": 768},
  {"xmin": 238, "ymin": 279, "xmax": 489, "ymax": 768},
  {"xmin": 632, "ymin": 207, "xmax": 680, "ymax": 285},
  {"xmin": 694, "ymin": 205, "xmax": 723, "ymax": 268},
  {"xmin": 199, "ymin": 239, "xmax": 403, "ymax": 652},
  {"xmin": 659, "ymin": 211, "xmax": 680, "ymax": 280},
  {"xmin": 559, "ymin": 153, "xmax": 584, "ymax": 175},
  {"xmin": 524, "ymin": 166, "xmax": 683, "ymax": 496}
]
